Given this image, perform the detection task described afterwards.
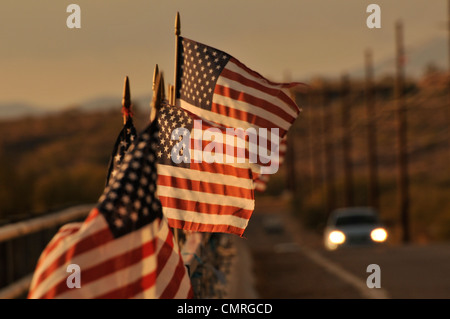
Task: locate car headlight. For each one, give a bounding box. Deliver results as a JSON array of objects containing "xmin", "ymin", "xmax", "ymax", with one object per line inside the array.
[
  {"xmin": 371, "ymin": 228, "xmax": 387, "ymax": 242},
  {"xmin": 329, "ymin": 230, "xmax": 346, "ymax": 244}
]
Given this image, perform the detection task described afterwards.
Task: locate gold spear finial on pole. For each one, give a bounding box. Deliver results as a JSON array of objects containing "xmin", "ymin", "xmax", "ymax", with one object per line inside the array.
[
  {"xmin": 122, "ymin": 76, "xmax": 132, "ymax": 124},
  {"xmin": 175, "ymin": 11, "xmax": 180, "ymax": 37},
  {"xmin": 150, "ymin": 69, "xmax": 165, "ymax": 123},
  {"xmin": 152, "ymin": 64, "xmax": 159, "ymax": 92}
]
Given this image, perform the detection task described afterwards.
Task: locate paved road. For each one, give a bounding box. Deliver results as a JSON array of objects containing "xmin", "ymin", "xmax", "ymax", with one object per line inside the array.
[{"xmin": 237, "ymin": 200, "xmax": 450, "ymax": 299}]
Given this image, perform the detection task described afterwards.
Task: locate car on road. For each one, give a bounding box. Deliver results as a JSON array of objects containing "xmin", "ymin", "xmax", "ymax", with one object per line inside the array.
[{"xmin": 323, "ymin": 207, "xmax": 388, "ymax": 250}]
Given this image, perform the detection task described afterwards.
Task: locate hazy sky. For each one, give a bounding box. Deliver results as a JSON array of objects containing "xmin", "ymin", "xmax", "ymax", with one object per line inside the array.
[{"xmin": 0, "ymin": 1, "xmax": 447, "ymax": 109}]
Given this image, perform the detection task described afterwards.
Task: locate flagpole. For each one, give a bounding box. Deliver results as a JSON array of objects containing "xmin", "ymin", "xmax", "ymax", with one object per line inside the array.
[
  {"xmin": 150, "ymin": 65, "xmax": 160, "ymax": 123},
  {"xmin": 152, "ymin": 64, "xmax": 159, "ymax": 92},
  {"xmin": 395, "ymin": 20, "xmax": 410, "ymax": 244},
  {"xmin": 122, "ymin": 76, "xmax": 131, "ymax": 124},
  {"xmin": 150, "ymin": 68, "xmax": 164, "ymax": 123},
  {"xmin": 173, "ymin": 12, "xmax": 181, "ymax": 106},
  {"xmin": 168, "ymin": 84, "xmax": 173, "ymax": 104},
  {"xmin": 171, "ymin": 12, "xmax": 182, "ymax": 246},
  {"xmin": 160, "ymin": 72, "xmax": 166, "ymax": 101}
]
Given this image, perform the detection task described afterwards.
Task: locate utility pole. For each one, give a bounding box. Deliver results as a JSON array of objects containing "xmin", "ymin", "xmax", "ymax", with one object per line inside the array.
[
  {"xmin": 306, "ymin": 89, "xmax": 317, "ymax": 192},
  {"xmin": 340, "ymin": 74, "xmax": 354, "ymax": 207},
  {"xmin": 310, "ymin": 80, "xmax": 326, "ymax": 192},
  {"xmin": 173, "ymin": 12, "xmax": 181, "ymax": 107},
  {"xmin": 322, "ymin": 86, "xmax": 336, "ymax": 217},
  {"xmin": 365, "ymin": 49, "xmax": 380, "ymax": 211},
  {"xmin": 284, "ymin": 72, "xmax": 297, "ymax": 195},
  {"xmin": 447, "ymin": 0, "xmax": 450, "ymax": 163},
  {"xmin": 395, "ymin": 21, "xmax": 410, "ymax": 244}
]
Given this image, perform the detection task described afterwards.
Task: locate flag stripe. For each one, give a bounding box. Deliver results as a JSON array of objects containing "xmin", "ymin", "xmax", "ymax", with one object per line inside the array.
[
  {"xmin": 179, "ymin": 99, "xmax": 261, "ymax": 131},
  {"xmin": 211, "ymin": 102, "xmax": 287, "ymax": 137},
  {"xmin": 157, "ymin": 185, "xmax": 254, "ymax": 211},
  {"xmin": 229, "ymin": 57, "xmax": 305, "ymax": 91},
  {"xmin": 96, "ymin": 270, "xmax": 157, "ymax": 299},
  {"xmin": 193, "ymin": 136, "xmax": 276, "ymax": 169},
  {"xmin": 191, "ymin": 111, "xmax": 276, "ymax": 151},
  {"xmin": 223, "ymin": 59, "xmax": 300, "ymax": 115},
  {"xmin": 189, "ymin": 162, "xmax": 255, "ymax": 181},
  {"xmin": 164, "ymin": 206, "xmax": 250, "ymax": 231},
  {"xmin": 155, "ymin": 230, "xmax": 186, "ymax": 298},
  {"xmin": 159, "ymin": 196, "xmax": 253, "ymax": 219},
  {"xmin": 157, "ymin": 164, "xmax": 254, "ymax": 190},
  {"xmin": 157, "ymin": 175, "xmax": 254, "ymax": 199},
  {"xmin": 159, "ymin": 256, "xmax": 190, "ymax": 299},
  {"xmin": 213, "ymin": 86, "xmax": 292, "ymax": 131},
  {"xmin": 216, "ymin": 72, "xmax": 297, "ymax": 122},
  {"xmin": 168, "ymin": 259, "xmax": 194, "ymax": 299},
  {"xmin": 39, "ymin": 234, "xmax": 158, "ymax": 299}
]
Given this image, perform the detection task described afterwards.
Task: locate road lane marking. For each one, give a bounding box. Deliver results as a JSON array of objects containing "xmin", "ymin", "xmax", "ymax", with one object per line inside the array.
[{"xmin": 298, "ymin": 245, "xmax": 390, "ymax": 299}]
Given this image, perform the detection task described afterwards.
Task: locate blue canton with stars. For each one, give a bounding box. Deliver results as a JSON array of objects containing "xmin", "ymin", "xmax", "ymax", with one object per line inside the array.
[
  {"xmin": 98, "ymin": 120, "xmax": 162, "ymax": 239},
  {"xmin": 176, "ymin": 37, "xmax": 231, "ymax": 111},
  {"xmin": 156, "ymin": 103, "xmax": 193, "ymax": 169}
]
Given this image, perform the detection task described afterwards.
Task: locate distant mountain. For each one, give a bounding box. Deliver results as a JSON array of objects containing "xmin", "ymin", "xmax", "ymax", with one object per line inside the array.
[
  {"xmin": 0, "ymin": 102, "xmax": 53, "ymax": 119},
  {"xmin": 0, "ymin": 95, "xmax": 152, "ymax": 120},
  {"xmin": 77, "ymin": 95, "xmax": 152, "ymax": 112},
  {"xmin": 77, "ymin": 96, "xmax": 121, "ymax": 112}
]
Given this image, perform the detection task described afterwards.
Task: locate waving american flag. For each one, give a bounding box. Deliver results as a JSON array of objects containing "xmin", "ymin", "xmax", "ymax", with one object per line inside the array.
[
  {"xmin": 153, "ymin": 37, "xmax": 302, "ymax": 236},
  {"xmin": 175, "ymin": 37, "xmax": 303, "ymax": 190}
]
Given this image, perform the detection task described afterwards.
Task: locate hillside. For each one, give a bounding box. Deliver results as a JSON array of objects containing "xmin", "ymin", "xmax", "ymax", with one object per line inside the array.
[{"xmin": 0, "ymin": 105, "xmax": 150, "ymax": 223}]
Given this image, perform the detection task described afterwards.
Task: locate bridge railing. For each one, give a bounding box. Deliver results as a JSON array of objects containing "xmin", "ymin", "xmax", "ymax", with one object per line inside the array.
[{"xmin": 0, "ymin": 204, "xmax": 93, "ymax": 298}]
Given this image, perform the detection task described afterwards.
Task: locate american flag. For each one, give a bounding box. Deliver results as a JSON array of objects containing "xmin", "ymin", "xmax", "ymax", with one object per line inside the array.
[
  {"xmin": 156, "ymin": 103, "xmax": 255, "ymax": 237},
  {"xmin": 28, "ymin": 120, "xmax": 193, "ymax": 299},
  {"xmin": 175, "ymin": 37, "xmax": 303, "ymax": 188},
  {"xmin": 105, "ymin": 118, "xmax": 137, "ymax": 186}
]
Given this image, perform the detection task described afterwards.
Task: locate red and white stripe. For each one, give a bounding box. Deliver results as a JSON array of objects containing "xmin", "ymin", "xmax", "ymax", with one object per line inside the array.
[
  {"xmin": 28, "ymin": 208, "xmax": 193, "ymax": 299},
  {"xmin": 157, "ymin": 114, "xmax": 255, "ymax": 237}
]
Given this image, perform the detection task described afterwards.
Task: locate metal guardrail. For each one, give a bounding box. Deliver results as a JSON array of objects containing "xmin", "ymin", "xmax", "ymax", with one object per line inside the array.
[
  {"xmin": 0, "ymin": 274, "xmax": 34, "ymax": 299},
  {"xmin": 0, "ymin": 204, "xmax": 94, "ymax": 244},
  {"xmin": 0, "ymin": 204, "xmax": 93, "ymax": 299}
]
